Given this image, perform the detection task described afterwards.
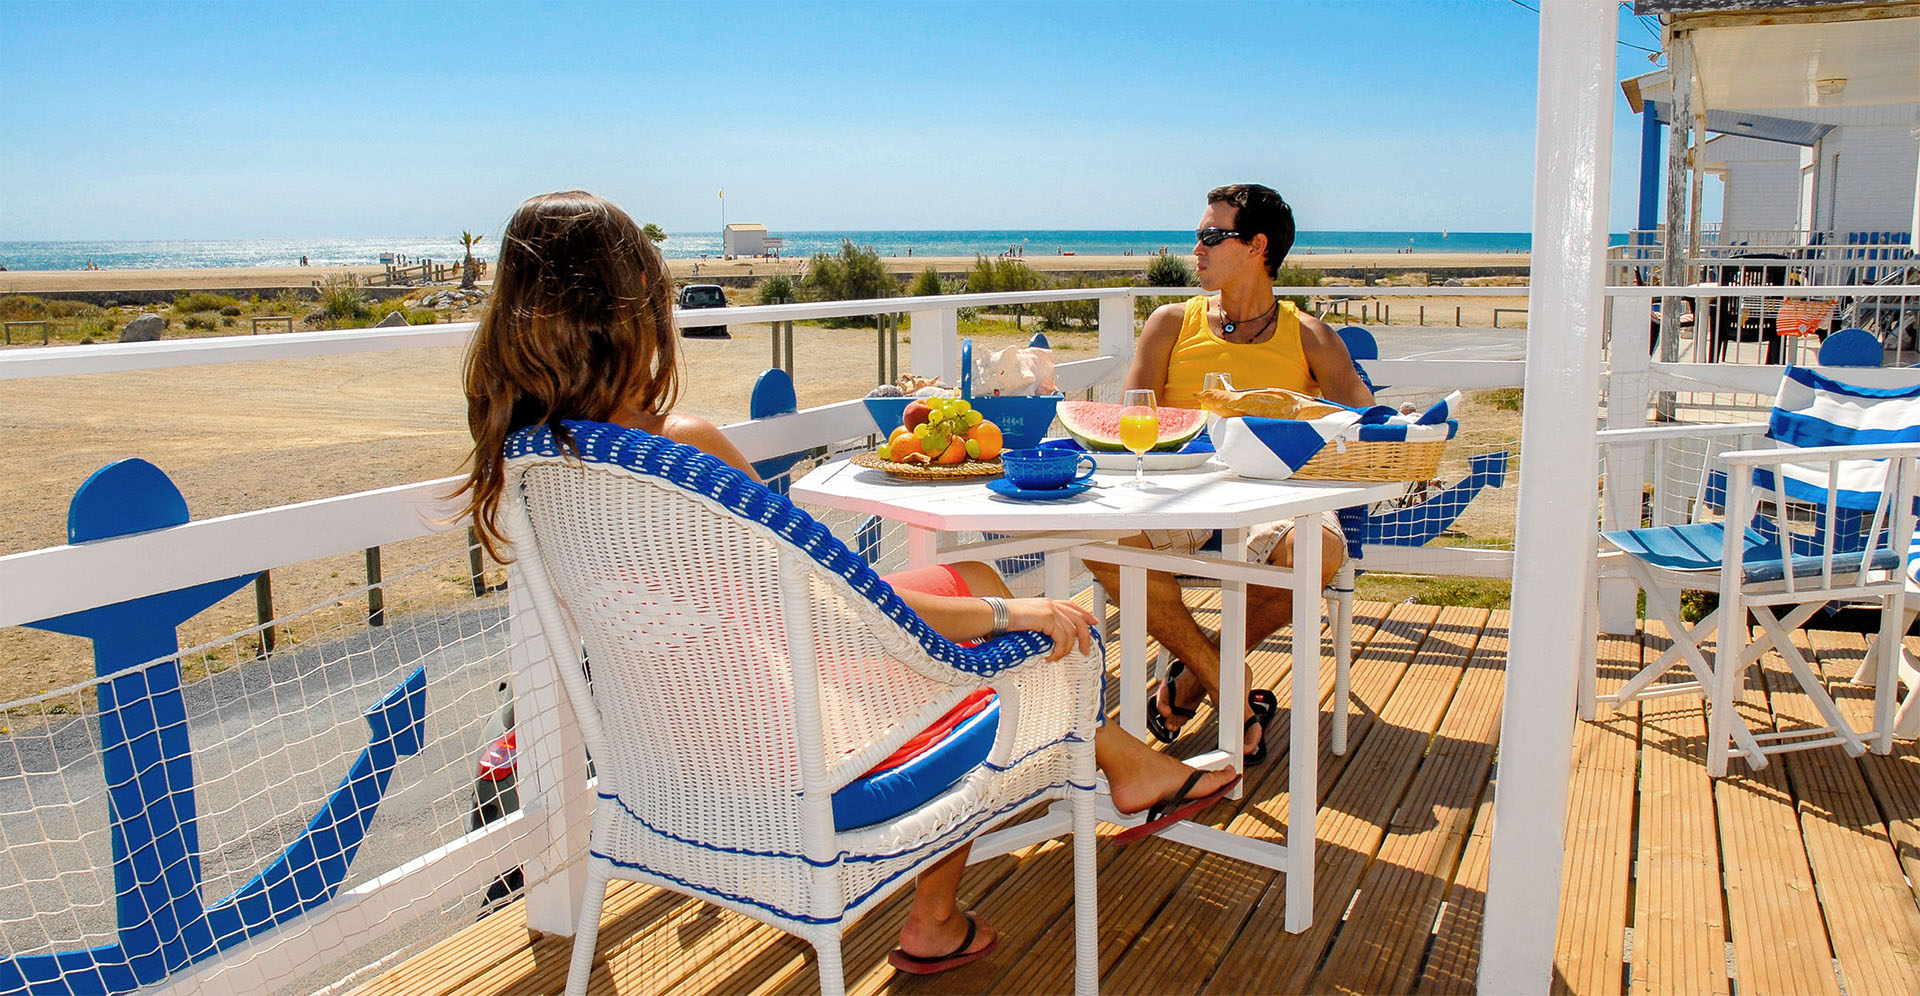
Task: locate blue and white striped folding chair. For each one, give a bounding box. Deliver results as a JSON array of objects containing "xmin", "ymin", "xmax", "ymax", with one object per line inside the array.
[
  {"xmin": 499, "ymin": 421, "xmax": 1103, "ymax": 996},
  {"xmin": 1598, "ymin": 368, "xmax": 1920, "ymax": 776}
]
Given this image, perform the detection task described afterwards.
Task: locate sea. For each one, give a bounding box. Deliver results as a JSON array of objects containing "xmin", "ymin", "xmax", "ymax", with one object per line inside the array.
[{"xmin": 0, "ymin": 230, "xmax": 1615, "ymax": 271}]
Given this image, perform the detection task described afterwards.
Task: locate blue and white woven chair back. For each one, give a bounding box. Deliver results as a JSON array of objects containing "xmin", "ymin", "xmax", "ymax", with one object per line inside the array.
[{"xmin": 1755, "ymin": 367, "xmax": 1920, "ymax": 558}]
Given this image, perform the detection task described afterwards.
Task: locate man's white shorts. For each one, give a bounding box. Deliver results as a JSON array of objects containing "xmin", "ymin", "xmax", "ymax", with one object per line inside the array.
[{"xmin": 1140, "ymin": 509, "xmax": 1347, "ymax": 568}]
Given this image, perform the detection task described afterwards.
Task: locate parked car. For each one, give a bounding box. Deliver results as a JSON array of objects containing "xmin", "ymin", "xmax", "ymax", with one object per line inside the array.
[{"xmin": 677, "ymin": 283, "xmax": 729, "ymax": 338}]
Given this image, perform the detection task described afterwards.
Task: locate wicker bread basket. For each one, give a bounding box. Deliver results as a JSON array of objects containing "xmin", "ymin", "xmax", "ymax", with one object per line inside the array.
[{"xmin": 1289, "ymin": 436, "xmax": 1448, "ymax": 482}]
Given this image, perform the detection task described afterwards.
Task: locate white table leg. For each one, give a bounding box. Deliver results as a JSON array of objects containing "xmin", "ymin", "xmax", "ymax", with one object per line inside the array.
[
  {"xmin": 1287, "ymin": 513, "xmax": 1321, "ymax": 934},
  {"xmin": 1120, "ymin": 564, "xmax": 1147, "ymax": 736},
  {"xmin": 1220, "ymin": 528, "xmax": 1249, "ymax": 800},
  {"xmin": 906, "ymin": 525, "xmax": 938, "ymax": 568}
]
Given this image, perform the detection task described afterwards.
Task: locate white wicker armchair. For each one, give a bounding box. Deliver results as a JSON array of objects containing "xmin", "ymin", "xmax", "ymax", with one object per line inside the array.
[{"xmin": 500, "ymin": 421, "xmax": 1102, "ymax": 996}]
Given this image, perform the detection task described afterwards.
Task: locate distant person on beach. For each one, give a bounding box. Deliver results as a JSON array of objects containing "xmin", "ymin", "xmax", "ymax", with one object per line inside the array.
[
  {"xmin": 1089, "ymin": 182, "xmax": 1373, "ymax": 763},
  {"xmin": 456, "ymin": 190, "xmax": 1237, "ymax": 978}
]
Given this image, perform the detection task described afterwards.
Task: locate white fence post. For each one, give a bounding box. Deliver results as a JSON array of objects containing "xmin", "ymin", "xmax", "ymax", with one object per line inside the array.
[
  {"xmin": 507, "ymin": 564, "xmax": 592, "ymax": 936},
  {"xmin": 1481, "ymin": 0, "xmax": 1615, "ymax": 992},
  {"xmin": 1097, "ymin": 292, "xmax": 1136, "ymax": 402},
  {"xmin": 1599, "ymin": 296, "xmax": 1651, "ymax": 633},
  {"xmin": 908, "ymin": 306, "xmax": 959, "ymax": 386}
]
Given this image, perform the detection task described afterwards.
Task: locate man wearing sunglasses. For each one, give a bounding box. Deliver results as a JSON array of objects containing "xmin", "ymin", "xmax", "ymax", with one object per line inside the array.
[{"xmin": 1085, "ymin": 183, "xmax": 1373, "ymax": 763}]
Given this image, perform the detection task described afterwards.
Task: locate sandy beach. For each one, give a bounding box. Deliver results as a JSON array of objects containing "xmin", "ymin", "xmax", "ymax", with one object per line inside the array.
[{"xmin": 0, "ymin": 251, "xmax": 1529, "ymax": 295}]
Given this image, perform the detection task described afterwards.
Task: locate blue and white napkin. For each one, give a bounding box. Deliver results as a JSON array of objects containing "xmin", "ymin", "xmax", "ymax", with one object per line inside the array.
[{"xmin": 1214, "ymin": 392, "xmax": 1460, "ymax": 481}]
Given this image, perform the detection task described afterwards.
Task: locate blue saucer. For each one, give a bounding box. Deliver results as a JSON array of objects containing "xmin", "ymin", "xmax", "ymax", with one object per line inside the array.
[{"xmin": 986, "ymin": 478, "xmax": 1093, "ymax": 501}]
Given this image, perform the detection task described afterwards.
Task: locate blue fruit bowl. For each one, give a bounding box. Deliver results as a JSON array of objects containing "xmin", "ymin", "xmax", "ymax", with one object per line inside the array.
[{"xmin": 862, "ymin": 395, "xmax": 1063, "ymax": 450}]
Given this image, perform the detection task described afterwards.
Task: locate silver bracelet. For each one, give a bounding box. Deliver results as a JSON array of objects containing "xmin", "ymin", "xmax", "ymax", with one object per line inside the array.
[{"xmin": 981, "ymin": 596, "xmax": 1009, "ymax": 638}]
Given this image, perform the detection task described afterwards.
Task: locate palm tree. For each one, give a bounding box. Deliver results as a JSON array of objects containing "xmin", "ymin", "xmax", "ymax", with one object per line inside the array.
[
  {"xmin": 459, "ymin": 231, "xmax": 484, "ymax": 289},
  {"xmin": 642, "ymin": 223, "xmax": 668, "ymax": 244}
]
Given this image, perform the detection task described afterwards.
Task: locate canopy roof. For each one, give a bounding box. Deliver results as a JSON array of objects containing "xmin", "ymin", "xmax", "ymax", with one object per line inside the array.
[{"xmin": 1635, "ymin": 2, "xmax": 1920, "ymax": 109}]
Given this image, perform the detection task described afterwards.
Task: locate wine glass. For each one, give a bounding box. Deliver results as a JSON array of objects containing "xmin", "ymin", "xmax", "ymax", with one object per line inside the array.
[
  {"xmin": 1119, "ymin": 389, "xmax": 1159, "ymax": 489},
  {"xmin": 1201, "ymin": 371, "xmax": 1236, "ymax": 426}
]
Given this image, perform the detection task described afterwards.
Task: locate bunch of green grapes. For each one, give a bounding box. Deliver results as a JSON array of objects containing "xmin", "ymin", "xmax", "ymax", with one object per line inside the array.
[{"xmin": 910, "ymin": 397, "xmax": 990, "ymax": 459}]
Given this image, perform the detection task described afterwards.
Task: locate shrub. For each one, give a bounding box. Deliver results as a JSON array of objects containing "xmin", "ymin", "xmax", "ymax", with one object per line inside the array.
[
  {"xmin": 802, "ymin": 240, "xmax": 893, "ymax": 325},
  {"xmin": 964, "ymin": 256, "xmax": 1045, "ymax": 295},
  {"xmin": 1145, "ymin": 255, "xmax": 1196, "ymax": 287},
  {"xmin": 1483, "ymin": 387, "xmax": 1524, "ymax": 411},
  {"xmin": 184, "ymin": 315, "xmax": 216, "ymax": 330},
  {"xmin": 172, "ymin": 291, "xmax": 241, "ymax": 313},
  {"xmin": 906, "ymin": 267, "xmax": 943, "ymax": 298},
  {"xmin": 46, "ymin": 300, "xmax": 97, "ymax": 318},
  {"xmin": 320, "ymin": 274, "xmax": 370, "ymax": 319},
  {"xmin": 0, "ymin": 296, "xmax": 48, "ymax": 320},
  {"xmin": 220, "ymin": 305, "xmax": 242, "ymax": 316},
  {"xmin": 1273, "ymin": 264, "xmax": 1321, "ymax": 309},
  {"xmin": 757, "ymin": 274, "xmax": 797, "ymax": 305}
]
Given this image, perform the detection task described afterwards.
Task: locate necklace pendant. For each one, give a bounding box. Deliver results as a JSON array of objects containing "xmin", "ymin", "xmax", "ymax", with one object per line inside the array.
[{"xmin": 1223, "ymin": 321, "xmax": 1237, "ymax": 335}]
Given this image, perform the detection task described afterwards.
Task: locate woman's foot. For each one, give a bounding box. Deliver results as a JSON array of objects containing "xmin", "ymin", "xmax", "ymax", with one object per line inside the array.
[
  {"xmin": 1106, "ymin": 745, "xmax": 1241, "ymax": 817},
  {"xmin": 895, "ymin": 909, "xmax": 997, "ymax": 970}
]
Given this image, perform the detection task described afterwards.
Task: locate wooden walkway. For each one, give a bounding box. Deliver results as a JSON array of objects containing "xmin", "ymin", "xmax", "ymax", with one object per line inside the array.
[{"xmin": 356, "ymin": 598, "xmax": 1920, "ymax": 996}]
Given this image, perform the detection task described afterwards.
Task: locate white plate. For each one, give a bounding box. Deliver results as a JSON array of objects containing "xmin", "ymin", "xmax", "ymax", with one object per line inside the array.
[{"xmin": 1085, "ymin": 448, "xmax": 1217, "ymax": 472}]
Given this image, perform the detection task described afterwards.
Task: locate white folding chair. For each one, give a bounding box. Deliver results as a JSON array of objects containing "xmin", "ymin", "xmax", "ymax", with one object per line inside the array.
[
  {"xmin": 502, "ymin": 421, "xmax": 1104, "ymax": 996},
  {"xmin": 1595, "ymin": 367, "xmax": 1920, "ymax": 775}
]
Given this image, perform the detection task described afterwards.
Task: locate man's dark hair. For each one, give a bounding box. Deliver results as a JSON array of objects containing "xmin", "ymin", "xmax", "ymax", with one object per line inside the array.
[{"xmin": 1207, "ymin": 183, "xmax": 1295, "ymax": 277}]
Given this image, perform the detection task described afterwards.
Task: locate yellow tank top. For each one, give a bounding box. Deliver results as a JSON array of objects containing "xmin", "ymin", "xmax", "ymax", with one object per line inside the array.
[{"xmin": 1161, "ymin": 295, "xmax": 1317, "ymax": 410}]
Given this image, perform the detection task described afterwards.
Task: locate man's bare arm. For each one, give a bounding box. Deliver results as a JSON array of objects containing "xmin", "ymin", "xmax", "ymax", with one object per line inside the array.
[
  {"xmin": 1122, "ymin": 302, "xmax": 1185, "ymax": 395},
  {"xmin": 1298, "ymin": 312, "xmax": 1375, "ymax": 408}
]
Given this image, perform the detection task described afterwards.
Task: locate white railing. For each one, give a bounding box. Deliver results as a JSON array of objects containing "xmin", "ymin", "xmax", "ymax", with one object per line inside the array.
[{"xmin": 0, "ymin": 283, "xmax": 1528, "ymax": 994}]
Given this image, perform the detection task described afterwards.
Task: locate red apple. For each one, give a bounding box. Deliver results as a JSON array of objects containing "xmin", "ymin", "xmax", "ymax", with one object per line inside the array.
[{"xmin": 902, "ymin": 400, "xmax": 933, "ymax": 431}]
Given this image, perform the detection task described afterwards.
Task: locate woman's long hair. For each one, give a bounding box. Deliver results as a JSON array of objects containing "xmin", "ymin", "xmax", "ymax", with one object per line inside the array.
[{"xmin": 455, "ymin": 190, "xmax": 680, "ymax": 561}]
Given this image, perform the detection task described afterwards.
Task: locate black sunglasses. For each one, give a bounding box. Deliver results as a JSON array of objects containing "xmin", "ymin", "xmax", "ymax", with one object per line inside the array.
[{"xmin": 1195, "ymin": 227, "xmax": 1245, "ymax": 247}]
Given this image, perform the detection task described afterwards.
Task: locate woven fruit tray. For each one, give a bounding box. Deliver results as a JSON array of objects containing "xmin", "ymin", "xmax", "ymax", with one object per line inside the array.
[{"xmin": 850, "ymin": 452, "xmax": 1005, "ymax": 480}]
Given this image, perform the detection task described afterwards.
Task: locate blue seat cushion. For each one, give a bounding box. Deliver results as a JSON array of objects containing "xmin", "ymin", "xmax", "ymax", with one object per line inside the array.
[
  {"xmin": 831, "ymin": 695, "xmax": 999, "ymax": 831},
  {"xmin": 1602, "ymin": 522, "xmax": 1901, "ymax": 584}
]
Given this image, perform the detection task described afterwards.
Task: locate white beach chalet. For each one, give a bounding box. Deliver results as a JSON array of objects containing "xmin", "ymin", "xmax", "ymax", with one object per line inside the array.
[
  {"xmin": 722, "ymin": 223, "xmax": 768, "ymax": 257},
  {"xmin": 1620, "ymin": 8, "xmax": 1920, "ymax": 245}
]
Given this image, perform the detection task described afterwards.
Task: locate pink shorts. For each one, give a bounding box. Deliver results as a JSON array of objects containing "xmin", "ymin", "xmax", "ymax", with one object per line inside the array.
[{"xmin": 882, "ymin": 563, "xmax": 973, "ymax": 599}]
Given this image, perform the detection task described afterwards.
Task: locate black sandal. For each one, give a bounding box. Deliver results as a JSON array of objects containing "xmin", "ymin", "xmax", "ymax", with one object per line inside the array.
[
  {"xmin": 1244, "ymin": 689, "xmax": 1279, "ymax": 764},
  {"xmin": 1145, "ymin": 660, "xmax": 1199, "ymax": 744}
]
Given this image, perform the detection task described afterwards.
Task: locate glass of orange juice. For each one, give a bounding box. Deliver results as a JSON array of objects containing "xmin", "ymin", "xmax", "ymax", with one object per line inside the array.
[{"xmin": 1119, "ymin": 389, "xmax": 1159, "ymax": 488}]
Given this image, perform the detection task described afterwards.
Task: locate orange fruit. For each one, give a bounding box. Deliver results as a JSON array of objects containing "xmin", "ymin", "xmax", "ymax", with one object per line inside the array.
[
  {"xmin": 934, "ymin": 436, "xmax": 969, "ymax": 465},
  {"xmin": 965, "ymin": 421, "xmax": 1003, "ymax": 461},
  {"xmin": 889, "ymin": 426, "xmax": 912, "ymax": 448},
  {"xmin": 888, "ymin": 435, "xmax": 924, "ymax": 462}
]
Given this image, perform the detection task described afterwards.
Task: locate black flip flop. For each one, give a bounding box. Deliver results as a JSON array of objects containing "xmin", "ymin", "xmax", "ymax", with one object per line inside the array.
[
  {"xmin": 1243, "ymin": 689, "xmax": 1279, "ymax": 765},
  {"xmin": 886, "ymin": 911, "xmax": 997, "ymax": 975},
  {"xmin": 1145, "ymin": 659, "xmax": 1199, "ymax": 744},
  {"xmin": 1113, "ymin": 769, "xmax": 1244, "ymax": 846}
]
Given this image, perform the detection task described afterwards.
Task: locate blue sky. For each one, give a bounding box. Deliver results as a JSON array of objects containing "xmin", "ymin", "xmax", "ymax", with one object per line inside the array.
[{"xmin": 0, "ymin": 1, "xmax": 1668, "ymax": 240}]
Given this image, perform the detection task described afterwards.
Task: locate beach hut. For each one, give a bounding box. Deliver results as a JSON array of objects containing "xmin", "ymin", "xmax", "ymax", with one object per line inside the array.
[
  {"xmin": 723, "ymin": 223, "xmax": 768, "ymax": 257},
  {"xmin": 1620, "ymin": 6, "xmax": 1920, "ymax": 249}
]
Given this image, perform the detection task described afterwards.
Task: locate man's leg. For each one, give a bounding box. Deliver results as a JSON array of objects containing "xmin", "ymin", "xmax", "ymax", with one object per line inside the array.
[
  {"xmin": 897, "ymin": 843, "xmax": 997, "ymax": 959},
  {"xmin": 1089, "ymin": 521, "xmax": 1344, "ymax": 752},
  {"xmin": 1083, "ymin": 534, "xmax": 1220, "ymax": 733}
]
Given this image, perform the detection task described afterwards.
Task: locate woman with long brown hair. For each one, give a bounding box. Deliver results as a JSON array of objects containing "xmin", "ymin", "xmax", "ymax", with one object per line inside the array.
[{"xmin": 457, "ymin": 190, "xmax": 1238, "ymax": 976}]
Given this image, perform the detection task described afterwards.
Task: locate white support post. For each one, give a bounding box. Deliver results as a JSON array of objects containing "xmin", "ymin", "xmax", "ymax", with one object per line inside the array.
[
  {"xmin": 508, "ymin": 565, "xmax": 592, "ymax": 936},
  {"xmin": 1480, "ymin": 2, "xmax": 1615, "ymax": 993},
  {"xmin": 908, "ymin": 306, "xmax": 959, "ymax": 387},
  {"xmin": 1097, "ymin": 293, "xmax": 1136, "ymax": 402},
  {"xmin": 1600, "ymin": 296, "xmax": 1651, "ymax": 633},
  {"xmin": 1908, "ymin": 119, "xmax": 1920, "ymax": 243}
]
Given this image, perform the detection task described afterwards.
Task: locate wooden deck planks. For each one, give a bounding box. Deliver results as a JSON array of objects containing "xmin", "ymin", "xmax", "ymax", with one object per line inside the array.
[
  {"xmin": 355, "ymin": 607, "xmax": 1920, "ymax": 996},
  {"xmin": 1550, "ymin": 632, "xmax": 1641, "ymax": 996},
  {"xmin": 1630, "ymin": 623, "xmax": 1730, "ymax": 996},
  {"xmin": 1096, "ymin": 600, "xmax": 1412, "ymax": 996},
  {"xmin": 1311, "ymin": 607, "xmax": 1504, "ymax": 996},
  {"xmin": 1413, "ymin": 785, "xmax": 1495, "ymax": 995},
  {"xmin": 1715, "ymin": 636, "xmax": 1842, "ymax": 996},
  {"xmin": 1200, "ymin": 602, "xmax": 1476, "ymax": 996},
  {"xmin": 1783, "ymin": 631, "xmax": 1920, "ymax": 996}
]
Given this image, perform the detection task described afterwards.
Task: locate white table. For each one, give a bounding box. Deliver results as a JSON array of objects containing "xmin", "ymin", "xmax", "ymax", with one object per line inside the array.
[{"xmin": 791, "ymin": 458, "xmax": 1401, "ymax": 932}]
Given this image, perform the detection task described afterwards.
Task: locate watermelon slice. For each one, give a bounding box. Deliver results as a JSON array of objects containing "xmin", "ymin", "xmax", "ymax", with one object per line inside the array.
[{"xmin": 1058, "ymin": 400, "xmax": 1208, "ymax": 452}]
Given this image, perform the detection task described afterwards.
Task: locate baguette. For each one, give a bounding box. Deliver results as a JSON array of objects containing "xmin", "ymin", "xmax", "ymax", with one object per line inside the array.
[{"xmin": 1197, "ymin": 386, "xmax": 1341, "ymax": 420}]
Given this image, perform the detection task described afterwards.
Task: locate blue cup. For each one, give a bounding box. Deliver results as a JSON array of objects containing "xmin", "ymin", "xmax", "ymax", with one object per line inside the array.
[{"xmin": 1000, "ymin": 448, "xmax": 1097, "ymax": 490}]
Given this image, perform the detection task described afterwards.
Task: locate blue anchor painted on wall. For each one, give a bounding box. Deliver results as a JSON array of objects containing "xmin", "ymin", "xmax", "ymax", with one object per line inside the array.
[{"xmin": 1, "ymin": 459, "xmax": 427, "ymax": 995}]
